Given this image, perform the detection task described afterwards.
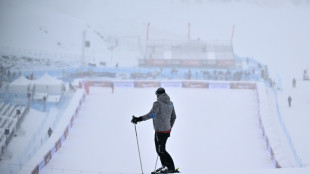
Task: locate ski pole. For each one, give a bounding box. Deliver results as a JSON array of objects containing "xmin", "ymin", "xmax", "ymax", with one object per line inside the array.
[
  {"xmin": 134, "ymin": 124, "xmax": 144, "ymax": 174},
  {"xmin": 154, "ymin": 155, "xmax": 159, "ymax": 172}
]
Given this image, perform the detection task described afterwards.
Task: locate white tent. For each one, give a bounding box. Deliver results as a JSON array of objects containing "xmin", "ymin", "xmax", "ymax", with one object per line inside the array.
[
  {"xmin": 34, "ymin": 73, "xmax": 64, "ymax": 94},
  {"xmin": 9, "ymin": 76, "xmax": 34, "ymax": 93}
]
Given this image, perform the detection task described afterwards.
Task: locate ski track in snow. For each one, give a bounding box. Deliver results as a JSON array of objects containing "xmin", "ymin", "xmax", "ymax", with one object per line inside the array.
[{"xmin": 39, "ymin": 87, "xmax": 273, "ymax": 174}]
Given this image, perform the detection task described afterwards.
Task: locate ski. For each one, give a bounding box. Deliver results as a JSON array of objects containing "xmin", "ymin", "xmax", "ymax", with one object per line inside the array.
[
  {"xmin": 174, "ymin": 168, "xmax": 180, "ymax": 173},
  {"xmin": 151, "ymin": 167, "xmax": 180, "ymax": 174}
]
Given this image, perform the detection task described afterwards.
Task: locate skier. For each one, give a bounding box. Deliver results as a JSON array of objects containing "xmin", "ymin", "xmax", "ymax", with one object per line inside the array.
[
  {"xmin": 288, "ymin": 96, "xmax": 292, "ymax": 107},
  {"xmin": 111, "ymin": 82, "xmax": 114, "ymax": 93},
  {"xmin": 292, "ymin": 78, "xmax": 296, "ymax": 88},
  {"xmin": 131, "ymin": 87, "xmax": 177, "ymax": 173},
  {"xmin": 48, "ymin": 127, "xmax": 53, "ymax": 138}
]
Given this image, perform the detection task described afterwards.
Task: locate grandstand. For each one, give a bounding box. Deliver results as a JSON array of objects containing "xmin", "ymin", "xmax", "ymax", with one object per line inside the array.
[
  {"xmin": 0, "ymin": 102, "xmax": 28, "ymax": 157},
  {"xmin": 140, "ymin": 40, "xmax": 235, "ymax": 68}
]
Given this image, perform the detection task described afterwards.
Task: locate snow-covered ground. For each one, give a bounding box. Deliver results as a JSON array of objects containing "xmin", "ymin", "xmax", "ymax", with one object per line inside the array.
[
  {"xmin": 277, "ymin": 80, "xmax": 310, "ymax": 166},
  {"xmin": 15, "ymin": 85, "xmax": 309, "ymax": 174},
  {"xmin": 36, "ymin": 87, "xmax": 273, "ymax": 173}
]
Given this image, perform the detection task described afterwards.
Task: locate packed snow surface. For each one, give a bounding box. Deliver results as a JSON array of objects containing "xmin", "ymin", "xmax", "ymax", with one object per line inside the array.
[{"xmin": 38, "ymin": 87, "xmax": 274, "ymax": 174}]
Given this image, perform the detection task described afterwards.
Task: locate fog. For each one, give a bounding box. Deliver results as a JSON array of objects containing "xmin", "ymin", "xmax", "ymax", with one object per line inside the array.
[
  {"xmin": 1, "ymin": 0, "xmax": 310, "ymax": 79},
  {"xmin": 0, "ymin": 0, "xmax": 310, "ymax": 173}
]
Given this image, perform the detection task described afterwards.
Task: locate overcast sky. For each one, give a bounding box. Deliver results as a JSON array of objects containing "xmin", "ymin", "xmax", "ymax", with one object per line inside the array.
[{"xmin": 1, "ymin": 0, "xmax": 310, "ymax": 81}]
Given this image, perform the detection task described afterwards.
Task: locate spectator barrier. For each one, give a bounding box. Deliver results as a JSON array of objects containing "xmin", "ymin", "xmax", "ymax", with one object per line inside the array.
[
  {"xmin": 0, "ymin": 103, "xmax": 29, "ymax": 158},
  {"xmin": 17, "ymin": 88, "xmax": 86, "ymax": 174},
  {"xmin": 82, "ymin": 79, "xmax": 257, "ymax": 90},
  {"xmin": 255, "ymin": 84, "xmax": 281, "ymax": 168},
  {"xmin": 255, "ymin": 83, "xmax": 303, "ymax": 168}
]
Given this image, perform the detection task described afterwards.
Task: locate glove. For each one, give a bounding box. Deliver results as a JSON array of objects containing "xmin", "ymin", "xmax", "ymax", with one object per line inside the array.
[{"xmin": 131, "ymin": 116, "xmax": 142, "ymax": 124}]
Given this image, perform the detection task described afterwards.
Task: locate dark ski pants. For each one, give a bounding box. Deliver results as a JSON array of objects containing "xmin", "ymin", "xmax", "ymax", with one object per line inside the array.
[{"xmin": 155, "ymin": 132, "xmax": 175, "ymax": 170}]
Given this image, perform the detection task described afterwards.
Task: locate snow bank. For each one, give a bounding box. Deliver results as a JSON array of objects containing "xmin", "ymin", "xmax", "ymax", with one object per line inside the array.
[
  {"xmin": 256, "ymin": 82, "xmax": 297, "ymax": 167},
  {"xmin": 19, "ymin": 88, "xmax": 86, "ymax": 174}
]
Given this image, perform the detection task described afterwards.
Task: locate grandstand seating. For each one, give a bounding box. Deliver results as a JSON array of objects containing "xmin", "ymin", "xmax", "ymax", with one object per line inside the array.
[{"xmin": 0, "ymin": 102, "xmax": 27, "ymax": 154}]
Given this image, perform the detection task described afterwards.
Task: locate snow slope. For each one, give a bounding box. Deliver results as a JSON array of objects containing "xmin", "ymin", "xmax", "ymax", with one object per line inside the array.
[
  {"xmin": 36, "ymin": 87, "xmax": 273, "ymax": 174},
  {"xmin": 0, "ymin": 0, "xmax": 86, "ymax": 56},
  {"xmin": 277, "ymin": 80, "xmax": 310, "ymax": 166}
]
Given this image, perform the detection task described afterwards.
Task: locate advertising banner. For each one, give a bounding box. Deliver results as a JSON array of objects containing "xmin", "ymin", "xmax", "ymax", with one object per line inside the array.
[
  {"xmin": 31, "ymin": 165, "xmax": 39, "ymax": 174},
  {"xmin": 139, "ymin": 59, "xmax": 236, "ymax": 68},
  {"xmin": 44, "ymin": 150, "xmax": 52, "ymax": 165},
  {"xmin": 182, "ymin": 60, "xmax": 201, "ymax": 67},
  {"xmin": 160, "ymin": 81, "xmax": 183, "ymax": 88},
  {"xmin": 113, "ymin": 81, "xmax": 134, "ymax": 88},
  {"xmin": 55, "ymin": 138, "xmax": 62, "ymax": 151},
  {"xmin": 166, "ymin": 59, "xmax": 182, "ymax": 66},
  {"xmin": 217, "ymin": 59, "xmax": 235, "ymax": 67},
  {"xmin": 70, "ymin": 116, "xmax": 74, "ymax": 126},
  {"xmin": 182, "ymin": 81, "xmax": 208, "ymax": 88},
  {"xmin": 64, "ymin": 127, "xmax": 69, "ymax": 138},
  {"xmin": 202, "ymin": 59, "xmax": 217, "ymax": 67},
  {"xmin": 134, "ymin": 81, "xmax": 160, "ymax": 88},
  {"xmin": 230, "ymin": 82, "xmax": 256, "ymax": 89},
  {"xmin": 148, "ymin": 59, "xmax": 166, "ymax": 66},
  {"xmin": 90, "ymin": 81, "xmax": 113, "ymax": 87},
  {"xmin": 103, "ymin": 82, "xmax": 113, "ymax": 87},
  {"xmin": 138, "ymin": 59, "xmax": 147, "ymax": 66},
  {"xmin": 209, "ymin": 82, "xmax": 230, "ymax": 89},
  {"xmin": 38, "ymin": 159, "xmax": 45, "ymax": 171}
]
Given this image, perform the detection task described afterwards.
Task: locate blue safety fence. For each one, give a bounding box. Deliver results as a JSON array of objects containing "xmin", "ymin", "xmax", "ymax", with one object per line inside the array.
[
  {"xmin": 272, "ymin": 87, "xmax": 303, "ymax": 167},
  {"xmin": 19, "ymin": 65, "xmax": 265, "ymax": 84}
]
